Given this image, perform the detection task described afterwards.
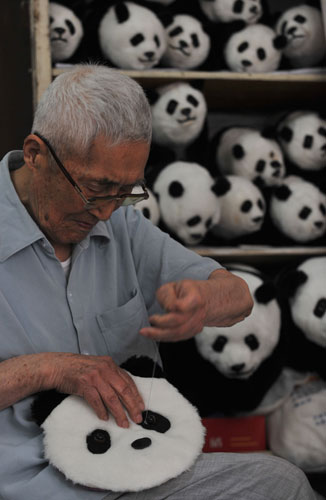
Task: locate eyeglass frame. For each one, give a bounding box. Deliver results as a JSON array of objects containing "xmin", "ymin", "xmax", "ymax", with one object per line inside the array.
[{"xmin": 33, "ymin": 131, "xmax": 149, "ymax": 210}]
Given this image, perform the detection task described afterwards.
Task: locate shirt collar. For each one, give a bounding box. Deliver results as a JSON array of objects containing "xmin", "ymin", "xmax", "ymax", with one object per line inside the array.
[{"xmin": 0, "ymin": 151, "xmax": 110, "ymax": 262}]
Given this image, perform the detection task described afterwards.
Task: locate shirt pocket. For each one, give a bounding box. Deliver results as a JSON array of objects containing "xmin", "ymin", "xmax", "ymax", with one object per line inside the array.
[{"xmin": 96, "ymin": 288, "xmax": 157, "ymax": 365}]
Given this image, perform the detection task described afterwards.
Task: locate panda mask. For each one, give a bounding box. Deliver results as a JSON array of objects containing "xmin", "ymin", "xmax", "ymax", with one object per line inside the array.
[
  {"xmin": 195, "ymin": 268, "xmax": 281, "ymax": 379},
  {"xmin": 31, "ymin": 356, "xmax": 205, "ymax": 492},
  {"xmin": 161, "ymin": 14, "xmax": 211, "ymax": 70},
  {"xmin": 211, "ymin": 175, "xmax": 266, "ymax": 240},
  {"xmin": 150, "ymin": 82, "xmax": 207, "ymax": 150},
  {"xmin": 49, "ymin": 2, "xmax": 84, "ymax": 63},
  {"xmin": 277, "ymin": 111, "xmax": 326, "ymax": 171},
  {"xmin": 275, "ymin": 5, "xmax": 326, "ymax": 68},
  {"xmin": 269, "ymin": 175, "xmax": 326, "ymax": 243},
  {"xmin": 98, "ymin": 2, "xmax": 167, "ymax": 70},
  {"xmin": 199, "ymin": 0, "xmax": 263, "ymax": 24}
]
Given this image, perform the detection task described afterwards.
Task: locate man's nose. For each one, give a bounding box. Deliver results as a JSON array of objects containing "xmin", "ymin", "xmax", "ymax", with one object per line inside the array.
[{"xmin": 86, "ymin": 202, "xmax": 118, "ymax": 221}]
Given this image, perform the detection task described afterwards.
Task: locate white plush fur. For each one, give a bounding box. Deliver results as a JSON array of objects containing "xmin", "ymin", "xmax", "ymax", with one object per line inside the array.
[
  {"xmin": 211, "ymin": 175, "xmax": 265, "ymax": 239},
  {"xmin": 41, "ymin": 374, "xmax": 205, "ymax": 491},
  {"xmin": 151, "ymin": 82, "xmax": 207, "ymax": 149},
  {"xmin": 199, "ymin": 0, "xmax": 263, "ymax": 24},
  {"xmin": 98, "ymin": 2, "xmax": 167, "ymax": 69},
  {"xmin": 275, "ymin": 5, "xmax": 326, "ymax": 68},
  {"xmin": 216, "ymin": 127, "xmax": 285, "ymax": 186},
  {"xmin": 134, "ymin": 187, "xmax": 160, "ymax": 225},
  {"xmin": 277, "ymin": 111, "xmax": 326, "ymax": 171},
  {"xmin": 153, "ymin": 161, "xmax": 221, "ymax": 245},
  {"xmin": 195, "ymin": 269, "xmax": 281, "ymax": 379},
  {"xmin": 270, "ymin": 175, "xmax": 326, "ymax": 243},
  {"xmin": 49, "ymin": 2, "xmax": 84, "ymax": 62},
  {"xmin": 161, "ymin": 14, "xmax": 210, "ymax": 69},
  {"xmin": 225, "ymin": 24, "xmax": 283, "ymax": 73},
  {"xmin": 290, "ymin": 257, "xmax": 326, "ymax": 348}
]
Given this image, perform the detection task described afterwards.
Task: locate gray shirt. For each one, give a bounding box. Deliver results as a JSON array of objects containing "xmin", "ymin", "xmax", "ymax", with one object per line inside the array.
[{"xmin": 0, "ymin": 151, "xmax": 221, "ymax": 500}]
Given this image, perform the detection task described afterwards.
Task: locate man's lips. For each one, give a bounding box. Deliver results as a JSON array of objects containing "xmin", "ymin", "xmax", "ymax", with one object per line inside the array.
[{"xmin": 74, "ymin": 219, "xmax": 97, "ymax": 231}]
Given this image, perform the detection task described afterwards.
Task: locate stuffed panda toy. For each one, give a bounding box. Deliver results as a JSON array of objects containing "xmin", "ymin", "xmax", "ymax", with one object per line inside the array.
[
  {"xmin": 276, "ymin": 257, "xmax": 326, "ymax": 380},
  {"xmin": 218, "ymin": 21, "xmax": 287, "ymax": 72},
  {"xmin": 269, "ymin": 175, "xmax": 326, "ymax": 244},
  {"xmin": 276, "ymin": 111, "xmax": 326, "ymax": 189},
  {"xmin": 153, "ymin": 161, "xmax": 221, "ymax": 246},
  {"xmin": 133, "ymin": 187, "xmax": 160, "ymax": 225},
  {"xmin": 198, "ymin": 0, "xmax": 264, "ymax": 24},
  {"xmin": 209, "ymin": 175, "xmax": 266, "ymax": 241},
  {"xmin": 147, "ymin": 81, "xmax": 209, "ymax": 168},
  {"xmin": 213, "ymin": 126, "xmax": 286, "ymax": 188},
  {"xmin": 31, "ymin": 356, "xmax": 205, "ymax": 492},
  {"xmin": 98, "ymin": 2, "xmax": 167, "ymax": 69},
  {"xmin": 274, "ymin": 4, "xmax": 326, "ymax": 69},
  {"xmin": 49, "ymin": 2, "xmax": 84, "ymax": 63},
  {"xmin": 160, "ymin": 265, "xmax": 286, "ymax": 416},
  {"xmin": 160, "ymin": 14, "xmax": 211, "ymax": 70}
]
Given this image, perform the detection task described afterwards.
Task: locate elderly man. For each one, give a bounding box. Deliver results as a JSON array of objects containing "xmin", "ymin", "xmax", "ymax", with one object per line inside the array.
[{"xmin": 0, "ymin": 64, "xmax": 317, "ymax": 499}]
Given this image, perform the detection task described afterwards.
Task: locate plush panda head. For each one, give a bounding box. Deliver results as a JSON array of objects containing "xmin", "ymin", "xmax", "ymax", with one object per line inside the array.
[
  {"xmin": 31, "ymin": 357, "xmax": 205, "ymax": 492},
  {"xmin": 150, "ymin": 82, "xmax": 207, "ymax": 149},
  {"xmin": 133, "ymin": 187, "xmax": 160, "ymax": 225},
  {"xmin": 270, "ymin": 175, "xmax": 326, "ymax": 243},
  {"xmin": 210, "ymin": 175, "xmax": 265, "ymax": 240},
  {"xmin": 216, "ymin": 127, "xmax": 286, "ymax": 187},
  {"xmin": 275, "ymin": 5, "xmax": 326, "ymax": 68},
  {"xmin": 98, "ymin": 2, "xmax": 167, "ymax": 69},
  {"xmin": 277, "ymin": 111, "xmax": 326, "ymax": 171},
  {"xmin": 199, "ymin": 0, "xmax": 263, "ymax": 24},
  {"xmin": 288, "ymin": 257, "xmax": 326, "ymax": 348},
  {"xmin": 224, "ymin": 23, "xmax": 286, "ymax": 72},
  {"xmin": 160, "ymin": 14, "xmax": 211, "ymax": 70},
  {"xmin": 49, "ymin": 2, "xmax": 84, "ymax": 63},
  {"xmin": 153, "ymin": 161, "xmax": 221, "ymax": 245},
  {"xmin": 195, "ymin": 267, "xmax": 281, "ymax": 379}
]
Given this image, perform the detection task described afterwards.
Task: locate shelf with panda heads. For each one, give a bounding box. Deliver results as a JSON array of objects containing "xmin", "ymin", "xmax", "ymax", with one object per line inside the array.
[{"xmin": 30, "ymin": 0, "xmax": 326, "ymax": 264}]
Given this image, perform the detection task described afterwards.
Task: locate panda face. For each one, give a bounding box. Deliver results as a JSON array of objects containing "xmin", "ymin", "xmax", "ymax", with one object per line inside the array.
[
  {"xmin": 151, "ymin": 82, "xmax": 207, "ymax": 148},
  {"xmin": 98, "ymin": 2, "xmax": 167, "ymax": 70},
  {"xmin": 195, "ymin": 270, "xmax": 281, "ymax": 378},
  {"xmin": 49, "ymin": 2, "xmax": 84, "ymax": 63},
  {"xmin": 278, "ymin": 111, "xmax": 326, "ymax": 171},
  {"xmin": 224, "ymin": 24, "xmax": 284, "ymax": 73},
  {"xmin": 133, "ymin": 187, "xmax": 160, "ymax": 225},
  {"xmin": 275, "ymin": 5, "xmax": 326, "ymax": 67},
  {"xmin": 199, "ymin": 0, "xmax": 262, "ymax": 24},
  {"xmin": 211, "ymin": 175, "xmax": 265, "ymax": 239},
  {"xmin": 39, "ymin": 374, "xmax": 205, "ymax": 491},
  {"xmin": 270, "ymin": 176, "xmax": 326, "ymax": 243},
  {"xmin": 153, "ymin": 161, "xmax": 221, "ymax": 245},
  {"xmin": 290, "ymin": 257, "xmax": 326, "ymax": 348},
  {"xmin": 161, "ymin": 14, "xmax": 210, "ymax": 70},
  {"xmin": 217, "ymin": 127, "xmax": 286, "ymax": 187}
]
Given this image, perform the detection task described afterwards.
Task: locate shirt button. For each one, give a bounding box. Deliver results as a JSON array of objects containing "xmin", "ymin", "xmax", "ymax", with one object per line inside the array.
[
  {"xmin": 82, "ymin": 351, "xmax": 90, "ymax": 355},
  {"xmin": 68, "ymin": 292, "xmax": 73, "ymax": 298}
]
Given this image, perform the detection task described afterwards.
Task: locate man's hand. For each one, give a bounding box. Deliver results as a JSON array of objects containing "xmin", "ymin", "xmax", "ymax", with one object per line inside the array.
[{"xmin": 140, "ymin": 268, "xmax": 253, "ymax": 342}]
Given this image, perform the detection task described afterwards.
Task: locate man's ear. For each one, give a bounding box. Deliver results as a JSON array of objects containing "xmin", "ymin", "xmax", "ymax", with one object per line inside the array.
[{"xmin": 23, "ymin": 134, "xmax": 46, "ymax": 170}]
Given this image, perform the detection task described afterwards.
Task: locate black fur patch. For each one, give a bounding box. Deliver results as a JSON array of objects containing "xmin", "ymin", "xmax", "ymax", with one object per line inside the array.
[
  {"xmin": 120, "ymin": 356, "xmax": 164, "ymax": 378},
  {"xmin": 254, "ymin": 282, "xmax": 276, "ymax": 304},
  {"xmin": 273, "ymin": 184, "xmax": 292, "ymax": 201},
  {"xmin": 212, "ymin": 177, "xmax": 231, "ymax": 196},
  {"xmin": 114, "ymin": 2, "xmax": 130, "ymax": 24},
  {"xmin": 232, "ymin": 144, "xmax": 245, "ymax": 159},
  {"xmin": 31, "ymin": 390, "xmax": 69, "ymax": 426},
  {"xmin": 279, "ymin": 126, "xmax": 293, "ymax": 143},
  {"xmin": 169, "ymin": 181, "xmax": 184, "ymax": 197}
]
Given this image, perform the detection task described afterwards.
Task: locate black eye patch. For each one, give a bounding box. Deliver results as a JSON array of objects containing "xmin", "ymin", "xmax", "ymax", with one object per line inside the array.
[
  {"xmin": 130, "ymin": 33, "xmax": 144, "ymax": 46},
  {"xmin": 238, "ymin": 41, "xmax": 249, "ymax": 53},
  {"xmin": 303, "ymin": 135, "xmax": 313, "ymax": 149},
  {"xmin": 318, "ymin": 127, "xmax": 326, "ymax": 137},
  {"xmin": 258, "ymin": 198, "xmax": 265, "ymax": 210},
  {"xmin": 87, "ymin": 429, "xmax": 111, "ymax": 454},
  {"xmin": 233, "ymin": 0, "xmax": 244, "ymax": 14},
  {"xmin": 314, "ymin": 298, "xmax": 326, "ymax": 318},
  {"xmin": 213, "ymin": 335, "xmax": 228, "ymax": 352},
  {"xmin": 187, "ymin": 94, "xmax": 199, "ymax": 107},
  {"xmin": 257, "ymin": 48, "xmax": 266, "ymax": 60},
  {"xmin": 191, "ymin": 33, "xmax": 199, "ymax": 48},
  {"xmin": 294, "ymin": 14, "xmax": 306, "ymax": 24},
  {"xmin": 320, "ymin": 204, "xmax": 326, "ymax": 215},
  {"xmin": 245, "ymin": 334, "xmax": 259, "ymax": 351},
  {"xmin": 187, "ymin": 215, "xmax": 201, "ymax": 227},
  {"xmin": 50, "ymin": 16, "xmax": 54, "ymax": 24},
  {"xmin": 166, "ymin": 99, "xmax": 178, "ymax": 114},
  {"xmin": 299, "ymin": 206, "xmax": 312, "ymax": 220},
  {"xmin": 233, "ymin": 144, "xmax": 245, "ymax": 159},
  {"xmin": 140, "ymin": 410, "xmax": 171, "ymax": 433},
  {"xmin": 154, "ymin": 35, "xmax": 160, "ymax": 47},
  {"xmin": 169, "ymin": 180, "xmax": 184, "ymax": 197},
  {"xmin": 256, "ymin": 159, "xmax": 266, "ymax": 172},
  {"xmin": 241, "ymin": 200, "xmax": 253, "ymax": 212},
  {"xmin": 65, "ymin": 19, "xmax": 76, "ymax": 36},
  {"xmin": 169, "ymin": 26, "xmax": 183, "ymax": 37}
]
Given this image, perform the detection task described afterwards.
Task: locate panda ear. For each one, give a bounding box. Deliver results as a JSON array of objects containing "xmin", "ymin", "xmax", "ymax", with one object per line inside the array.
[
  {"xmin": 158, "ymin": 12, "xmax": 174, "ymax": 28},
  {"xmin": 273, "ymin": 34, "xmax": 287, "ymax": 50},
  {"xmin": 261, "ymin": 126, "xmax": 276, "ymax": 140},
  {"xmin": 278, "ymin": 126, "xmax": 293, "ymax": 143},
  {"xmin": 113, "ymin": 2, "xmax": 130, "ymax": 24},
  {"xmin": 232, "ymin": 144, "xmax": 245, "ymax": 159},
  {"xmin": 120, "ymin": 356, "xmax": 164, "ymax": 379},
  {"xmin": 254, "ymin": 282, "xmax": 276, "ymax": 304},
  {"xmin": 145, "ymin": 88, "xmax": 160, "ymax": 105},
  {"xmin": 211, "ymin": 176, "xmax": 231, "ymax": 197},
  {"xmin": 273, "ymin": 184, "xmax": 292, "ymax": 201},
  {"xmin": 31, "ymin": 390, "xmax": 69, "ymax": 426},
  {"xmin": 277, "ymin": 269, "xmax": 308, "ymax": 299}
]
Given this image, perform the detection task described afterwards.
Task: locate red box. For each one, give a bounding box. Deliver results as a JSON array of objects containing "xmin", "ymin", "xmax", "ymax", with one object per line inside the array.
[{"xmin": 202, "ymin": 415, "xmax": 266, "ymax": 453}]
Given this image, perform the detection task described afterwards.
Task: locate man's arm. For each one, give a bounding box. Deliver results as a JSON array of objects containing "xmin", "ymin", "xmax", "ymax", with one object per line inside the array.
[{"xmin": 140, "ymin": 268, "xmax": 253, "ymax": 342}]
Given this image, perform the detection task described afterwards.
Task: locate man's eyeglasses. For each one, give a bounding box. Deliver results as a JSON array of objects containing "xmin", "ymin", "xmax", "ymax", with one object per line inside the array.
[{"xmin": 34, "ymin": 132, "xmax": 149, "ymax": 210}]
